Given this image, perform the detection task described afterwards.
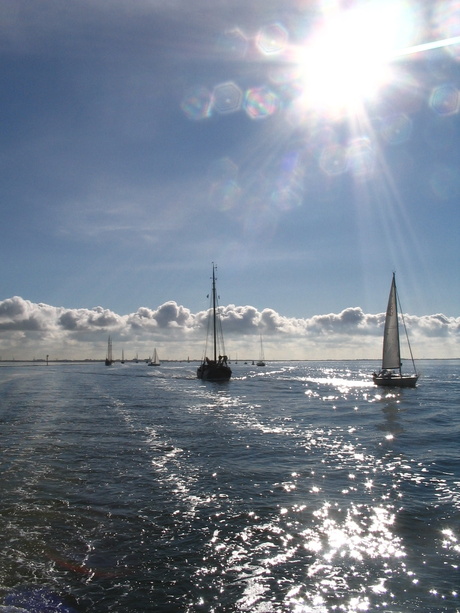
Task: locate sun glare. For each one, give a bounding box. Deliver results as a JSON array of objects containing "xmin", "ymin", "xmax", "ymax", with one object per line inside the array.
[{"xmin": 297, "ymin": 1, "xmax": 418, "ymax": 117}]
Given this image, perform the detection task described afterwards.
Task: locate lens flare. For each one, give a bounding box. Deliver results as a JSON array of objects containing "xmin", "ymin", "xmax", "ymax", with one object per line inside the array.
[
  {"xmin": 297, "ymin": 1, "xmax": 421, "ymax": 116},
  {"xmin": 180, "ymin": 86, "xmax": 212, "ymax": 120},
  {"xmin": 212, "ymin": 81, "xmax": 243, "ymax": 114},
  {"xmin": 380, "ymin": 113, "xmax": 413, "ymax": 145},
  {"xmin": 429, "ymin": 83, "xmax": 460, "ymax": 115},
  {"xmin": 347, "ymin": 137, "xmax": 376, "ymax": 180},
  {"xmin": 256, "ymin": 23, "xmax": 289, "ymax": 56},
  {"xmin": 218, "ymin": 27, "xmax": 249, "ymax": 59},
  {"xmin": 244, "ymin": 86, "xmax": 279, "ymax": 120},
  {"xmin": 319, "ymin": 144, "xmax": 348, "ymax": 176}
]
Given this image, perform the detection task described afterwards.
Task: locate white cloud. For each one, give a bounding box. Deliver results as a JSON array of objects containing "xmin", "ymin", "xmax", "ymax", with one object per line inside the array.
[
  {"xmin": 58, "ymin": 306, "xmax": 122, "ymax": 331},
  {"xmin": 0, "ymin": 296, "xmax": 60, "ymax": 331},
  {"xmin": 0, "ymin": 296, "xmax": 458, "ymax": 361},
  {"xmin": 414, "ymin": 313, "xmax": 459, "ymax": 337}
]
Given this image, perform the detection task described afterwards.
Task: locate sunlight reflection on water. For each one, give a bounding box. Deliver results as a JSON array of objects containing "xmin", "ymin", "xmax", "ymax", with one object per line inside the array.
[
  {"xmin": 1, "ymin": 361, "xmax": 459, "ymax": 611},
  {"xmin": 184, "ymin": 363, "xmax": 459, "ymax": 611}
]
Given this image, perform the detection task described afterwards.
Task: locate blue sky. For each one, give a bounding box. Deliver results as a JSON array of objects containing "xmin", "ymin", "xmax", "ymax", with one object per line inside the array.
[{"xmin": 0, "ymin": 0, "xmax": 459, "ymax": 361}]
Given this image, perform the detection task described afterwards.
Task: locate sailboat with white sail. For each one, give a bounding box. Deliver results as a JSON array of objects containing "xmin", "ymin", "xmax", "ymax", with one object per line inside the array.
[
  {"xmin": 373, "ymin": 273, "xmax": 418, "ymax": 388},
  {"xmin": 197, "ymin": 264, "xmax": 232, "ymax": 382},
  {"xmin": 256, "ymin": 334, "xmax": 266, "ymax": 366},
  {"xmin": 148, "ymin": 348, "xmax": 160, "ymax": 366}
]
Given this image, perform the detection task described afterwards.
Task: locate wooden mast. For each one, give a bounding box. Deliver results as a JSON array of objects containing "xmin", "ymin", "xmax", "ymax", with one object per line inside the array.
[{"xmin": 212, "ymin": 264, "xmax": 217, "ymax": 362}]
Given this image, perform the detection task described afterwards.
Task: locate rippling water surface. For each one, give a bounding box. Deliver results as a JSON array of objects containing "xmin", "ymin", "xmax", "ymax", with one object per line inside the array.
[{"xmin": 0, "ymin": 360, "xmax": 459, "ymax": 612}]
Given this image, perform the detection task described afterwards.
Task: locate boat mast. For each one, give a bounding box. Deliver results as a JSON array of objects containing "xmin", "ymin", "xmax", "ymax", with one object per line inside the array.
[
  {"xmin": 212, "ymin": 264, "xmax": 217, "ymax": 362},
  {"xmin": 393, "ymin": 273, "xmax": 402, "ymax": 377}
]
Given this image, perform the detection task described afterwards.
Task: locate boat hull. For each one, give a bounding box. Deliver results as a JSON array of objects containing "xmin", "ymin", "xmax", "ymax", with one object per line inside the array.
[
  {"xmin": 197, "ymin": 363, "xmax": 232, "ymax": 382},
  {"xmin": 373, "ymin": 373, "xmax": 418, "ymax": 388}
]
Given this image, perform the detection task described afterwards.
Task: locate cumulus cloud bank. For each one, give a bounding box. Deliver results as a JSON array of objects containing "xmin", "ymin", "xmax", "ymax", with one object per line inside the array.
[{"xmin": 0, "ymin": 296, "xmax": 458, "ymax": 360}]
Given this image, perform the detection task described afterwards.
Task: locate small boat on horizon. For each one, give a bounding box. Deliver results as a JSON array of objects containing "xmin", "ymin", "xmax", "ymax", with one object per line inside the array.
[
  {"xmin": 197, "ymin": 264, "xmax": 232, "ymax": 382},
  {"xmin": 373, "ymin": 273, "xmax": 418, "ymax": 388},
  {"xmin": 148, "ymin": 348, "xmax": 160, "ymax": 366},
  {"xmin": 105, "ymin": 336, "xmax": 113, "ymax": 366},
  {"xmin": 256, "ymin": 334, "xmax": 266, "ymax": 367}
]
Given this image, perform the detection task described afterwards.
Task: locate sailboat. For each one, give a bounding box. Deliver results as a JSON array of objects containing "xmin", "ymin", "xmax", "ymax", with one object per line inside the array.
[
  {"xmin": 256, "ymin": 334, "xmax": 266, "ymax": 366},
  {"xmin": 373, "ymin": 273, "xmax": 418, "ymax": 388},
  {"xmin": 105, "ymin": 336, "xmax": 113, "ymax": 366},
  {"xmin": 148, "ymin": 348, "xmax": 160, "ymax": 366},
  {"xmin": 121, "ymin": 349, "xmax": 125, "ymax": 364},
  {"xmin": 197, "ymin": 264, "xmax": 232, "ymax": 382}
]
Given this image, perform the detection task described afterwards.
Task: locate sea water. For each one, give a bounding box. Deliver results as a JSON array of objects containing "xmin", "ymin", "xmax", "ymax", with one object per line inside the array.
[{"xmin": 0, "ymin": 360, "xmax": 458, "ymax": 612}]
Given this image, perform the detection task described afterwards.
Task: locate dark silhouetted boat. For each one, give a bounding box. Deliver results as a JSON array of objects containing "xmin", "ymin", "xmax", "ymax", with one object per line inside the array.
[
  {"xmin": 105, "ymin": 336, "xmax": 113, "ymax": 366},
  {"xmin": 197, "ymin": 264, "xmax": 231, "ymax": 382}
]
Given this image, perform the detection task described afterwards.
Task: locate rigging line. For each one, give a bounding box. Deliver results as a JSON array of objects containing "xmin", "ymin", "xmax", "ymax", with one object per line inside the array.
[{"xmin": 396, "ymin": 289, "xmax": 417, "ymax": 374}]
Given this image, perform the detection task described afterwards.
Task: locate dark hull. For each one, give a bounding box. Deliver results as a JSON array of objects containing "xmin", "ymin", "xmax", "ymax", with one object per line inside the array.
[
  {"xmin": 373, "ymin": 373, "xmax": 418, "ymax": 388},
  {"xmin": 197, "ymin": 364, "xmax": 232, "ymax": 382}
]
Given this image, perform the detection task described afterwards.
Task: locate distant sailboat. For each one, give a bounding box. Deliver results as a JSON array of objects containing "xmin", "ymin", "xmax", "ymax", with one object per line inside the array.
[
  {"xmin": 121, "ymin": 349, "xmax": 125, "ymax": 364},
  {"xmin": 197, "ymin": 264, "xmax": 232, "ymax": 382},
  {"xmin": 256, "ymin": 334, "xmax": 266, "ymax": 367},
  {"xmin": 373, "ymin": 273, "xmax": 418, "ymax": 388},
  {"xmin": 148, "ymin": 348, "xmax": 160, "ymax": 366},
  {"xmin": 105, "ymin": 336, "xmax": 113, "ymax": 366}
]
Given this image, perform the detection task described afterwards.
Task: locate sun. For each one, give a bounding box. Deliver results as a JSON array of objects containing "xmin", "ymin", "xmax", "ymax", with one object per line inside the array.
[{"xmin": 296, "ymin": 1, "xmax": 419, "ymax": 118}]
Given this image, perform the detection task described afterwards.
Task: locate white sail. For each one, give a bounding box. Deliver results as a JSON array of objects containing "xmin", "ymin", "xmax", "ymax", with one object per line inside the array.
[
  {"xmin": 381, "ymin": 275, "xmax": 400, "ymax": 370},
  {"xmin": 373, "ymin": 273, "xmax": 418, "ymax": 388},
  {"xmin": 257, "ymin": 334, "xmax": 265, "ymax": 366},
  {"xmin": 149, "ymin": 348, "xmax": 160, "ymax": 366}
]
